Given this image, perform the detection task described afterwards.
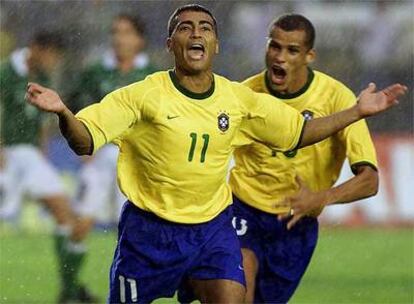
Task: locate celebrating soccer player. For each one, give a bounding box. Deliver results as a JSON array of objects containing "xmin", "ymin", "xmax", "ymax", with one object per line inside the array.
[
  {"xmin": 229, "ymin": 14, "xmax": 392, "ymax": 303},
  {"xmin": 25, "ymin": 5, "xmax": 407, "ymax": 303}
]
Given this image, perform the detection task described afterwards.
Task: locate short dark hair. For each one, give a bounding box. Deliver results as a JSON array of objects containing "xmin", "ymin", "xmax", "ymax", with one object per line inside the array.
[
  {"xmin": 167, "ymin": 4, "xmax": 218, "ymax": 37},
  {"xmin": 269, "ymin": 14, "xmax": 315, "ymax": 49},
  {"xmin": 116, "ymin": 13, "xmax": 146, "ymax": 36},
  {"xmin": 31, "ymin": 30, "xmax": 66, "ymax": 50}
]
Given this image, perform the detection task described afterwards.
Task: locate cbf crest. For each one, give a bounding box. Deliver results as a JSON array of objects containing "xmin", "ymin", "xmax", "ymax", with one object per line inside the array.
[
  {"xmin": 217, "ymin": 111, "xmax": 230, "ymax": 132},
  {"xmin": 301, "ymin": 110, "xmax": 314, "ymax": 121}
]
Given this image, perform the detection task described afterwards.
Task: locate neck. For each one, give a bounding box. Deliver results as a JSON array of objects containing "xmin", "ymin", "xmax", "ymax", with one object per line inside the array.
[
  {"xmin": 286, "ymin": 67, "xmax": 309, "ymax": 94},
  {"xmin": 266, "ymin": 67, "xmax": 314, "ymax": 99},
  {"xmin": 174, "ymin": 67, "xmax": 213, "ymax": 94},
  {"xmin": 116, "ymin": 54, "xmax": 136, "ymax": 73}
]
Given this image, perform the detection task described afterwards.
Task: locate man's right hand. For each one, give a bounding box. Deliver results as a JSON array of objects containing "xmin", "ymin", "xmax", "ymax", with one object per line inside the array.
[{"xmin": 26, "ymin": 82, "xmax": 67, "ymax": 114}]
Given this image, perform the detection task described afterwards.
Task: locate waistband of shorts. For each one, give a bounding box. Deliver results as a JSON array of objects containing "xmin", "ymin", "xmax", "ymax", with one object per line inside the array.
[{"xmin": 125, "ymin": 200, "xmax": 233, "ymax": 227}]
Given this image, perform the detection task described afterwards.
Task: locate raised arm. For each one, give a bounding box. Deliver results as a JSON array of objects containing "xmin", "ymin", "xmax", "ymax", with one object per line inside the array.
[
  {"xmin": 297, "ymin": 83, "xmax": 407, "ymax": 148},
  {"xmin": 26, "ymin": 82, "xmax": 93, "ymax": 155}
]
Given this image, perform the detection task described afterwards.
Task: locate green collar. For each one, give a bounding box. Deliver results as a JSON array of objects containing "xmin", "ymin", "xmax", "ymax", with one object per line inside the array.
[
  {"xmin": 169, "ymin": 70, "xmax": 215, "ymax": 100},
  {"xmin": 265, "ymin": 67, "xmax": 314, "ymax": 99}
]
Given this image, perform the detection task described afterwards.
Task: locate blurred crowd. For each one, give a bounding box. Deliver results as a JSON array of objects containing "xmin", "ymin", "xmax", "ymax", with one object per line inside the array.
[{"xmin": 1, "ymin": 0, "xmax": 412, "ymax": 131}]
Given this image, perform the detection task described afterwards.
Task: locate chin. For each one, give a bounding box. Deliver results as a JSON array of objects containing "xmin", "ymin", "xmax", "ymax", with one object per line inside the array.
[
  {"xmin": 186, "ymin": 63, "xmax": 208, "ymax": 74},
  {"xmin": 270, "ymin": 82, "xmax": 285, "ymax": 92}
]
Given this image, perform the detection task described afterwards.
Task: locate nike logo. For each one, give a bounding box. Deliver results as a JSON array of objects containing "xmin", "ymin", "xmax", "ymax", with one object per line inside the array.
[
  {"xmin": 238, "ymin": 265, "xmax": 244, "ymax": 271},
  {"xmin": 167, "ymin": 115, "xmax": 180, "ymax": 120}
]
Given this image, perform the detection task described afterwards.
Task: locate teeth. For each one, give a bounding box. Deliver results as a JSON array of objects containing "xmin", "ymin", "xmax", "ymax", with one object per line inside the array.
[{"xmin": 190, "ymin": 44, "xmax": 204, "ymax": 50}]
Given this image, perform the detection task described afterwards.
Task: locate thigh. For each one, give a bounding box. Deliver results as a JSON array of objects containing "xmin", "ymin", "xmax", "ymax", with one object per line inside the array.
[
  {"xmin": 17, "ymin": 146, "xmax": 64, "ymax": 198},
  {"xmin": 189, "ymin": 278, "xmax": 245, "ymax": 303},
  {"xmin": 0, "ymin": 151, "xmax": 24, "ymax": 219},
  {"xmin": 109, "ymin": 202, "xmax": 192, "ymax": 303},
  {"xmin": 257, "ymin": 217, "xmax": 319, "ymax": 303},
  {"xmin": 241, "ymin": 248, "xmax": 259, "ymax": 304},
  {"xmin": 178, "ymin": 207, "xmax": 245, "ymax": 303},
  {"xmin": 74, "ymin": 163, "xmax": 112, "ymax": 217}
]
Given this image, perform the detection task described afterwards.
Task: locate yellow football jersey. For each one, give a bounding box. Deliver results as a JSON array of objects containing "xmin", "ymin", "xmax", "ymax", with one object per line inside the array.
[
  {"xmin": 229, "ymin": 69, "xmax": 378, "ymax": 215},
  {"xmin": 76, "ymin": 70, "xmax": 305, "ymax": 223}
]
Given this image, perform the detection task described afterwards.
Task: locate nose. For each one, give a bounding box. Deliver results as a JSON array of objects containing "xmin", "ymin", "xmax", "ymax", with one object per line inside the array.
[
  {"xmin": 191, "ymin": 27, "xmax": 202, "ymax": 38},
  {"xmin": 275, "ymin": 49, "xmax": 287, "ymax": 64}
]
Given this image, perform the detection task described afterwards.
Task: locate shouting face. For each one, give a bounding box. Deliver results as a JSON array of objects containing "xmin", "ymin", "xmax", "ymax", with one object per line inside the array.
[
  {"xmin": 167, "ymin": 10, "xmax": 219, "ymax": 75},
  {"xmin": 265, "ymin": 26, "xmax": 315, "ymax": 94}
]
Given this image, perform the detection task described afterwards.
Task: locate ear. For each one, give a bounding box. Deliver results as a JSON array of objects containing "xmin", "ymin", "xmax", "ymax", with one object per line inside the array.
[
  {"xmin": 306, "ymin": 48, "xmax": 316, "ymax": 64},
  {"xmin": 166, "ymin": 37, "xmax": 172, "ymax": 53},
  {"xmin": 215, "ymin": 40, "xmax": 219, "ymax": 54}
]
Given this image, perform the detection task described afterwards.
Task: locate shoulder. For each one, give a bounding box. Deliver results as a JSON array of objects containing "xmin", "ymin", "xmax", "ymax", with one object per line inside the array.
[
  {"xmin": 314, "ymin": 70, "xmax": 356, "ymax": 110},
  {"xmin": 242, "ymin": 71, "xmax": 266, "ymax": 91},
  {"xmin": 0, "ymin": 60, "xmax": 13, "ymax": 75},
  {"xmin": 314, "ymin": 70, "xmax": 354, "ymax": 95},
  {"xmin": 0, "ymin": 59, "xmax": 20, "ymax": 84},
  {"xmin": 215, "ymin": 73, "xmax": 253, "ymax": 94},
  {"xmin": 120, "ymin": 71, "xmax": 169, "ymax": 97}
]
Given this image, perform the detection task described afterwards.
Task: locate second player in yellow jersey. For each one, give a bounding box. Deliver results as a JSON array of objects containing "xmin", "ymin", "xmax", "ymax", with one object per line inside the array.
[
  {"xmin": 229, "ymin": 14, "xmax": 380, "ymax": 304},
  {"xmin": 230, "ymin": 69, "xmax": 377, "ymax": 215}
]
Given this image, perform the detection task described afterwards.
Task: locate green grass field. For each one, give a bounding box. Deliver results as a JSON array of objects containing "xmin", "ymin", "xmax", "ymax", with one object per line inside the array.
[{"xmin": 0, "ymin": 228, "xmax": 413, "ymax": 303}]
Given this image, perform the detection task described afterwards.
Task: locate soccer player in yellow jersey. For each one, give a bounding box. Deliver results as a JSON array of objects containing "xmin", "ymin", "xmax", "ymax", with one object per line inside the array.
[
  {"xmin": 229, "ymin": 14, "xmax": 386, "ymax": 303},
  {"xmin": 25, "ymin": 5, "xmax": 406, "ymax": 303}
]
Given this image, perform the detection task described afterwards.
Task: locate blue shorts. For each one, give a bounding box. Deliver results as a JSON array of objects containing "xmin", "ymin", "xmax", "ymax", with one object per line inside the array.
[
  {"xmin": 232, "ymin": 195, "xmax": 318, "ymax": 303},
  {"xmin": 108, "ymin": 201, "xmax": 245, "ymax": 303}
]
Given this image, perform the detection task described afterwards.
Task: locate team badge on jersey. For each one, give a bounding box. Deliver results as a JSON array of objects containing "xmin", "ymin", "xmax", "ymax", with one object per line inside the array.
[
  {"xmin": 301, "ymin": 110, "xmax": 314, "ymax": 120},
  {"xmin": 217, "ymin": 111, "xmax": 230, "ymax": 132}
]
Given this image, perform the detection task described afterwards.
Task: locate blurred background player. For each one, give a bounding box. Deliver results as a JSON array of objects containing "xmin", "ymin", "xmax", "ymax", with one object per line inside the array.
[
  {"xmin": 68, "ymin": 13, "xmax": 157, "ymax": 241},
  {"xmin": 230, "ymin": 14, "xmax": 379, "ymax": 303},
  {"xmin": 0, "ymin": 31, "xmax": 96, "ymax": 303}
]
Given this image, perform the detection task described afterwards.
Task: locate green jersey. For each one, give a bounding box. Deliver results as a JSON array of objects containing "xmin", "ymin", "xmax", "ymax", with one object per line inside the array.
[
  {"xmin": 0, "ymin": 49, "xmax": 48, "ymax": 146},
  {"xmin": 70, "ymin": 52, "xmax": 157, "ymax": 112}
]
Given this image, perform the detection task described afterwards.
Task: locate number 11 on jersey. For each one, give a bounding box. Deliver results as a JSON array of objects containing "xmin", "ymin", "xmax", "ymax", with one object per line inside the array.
[{"xmin": 188, "ymin": 132, "xmax": 210, "ymax": 163}]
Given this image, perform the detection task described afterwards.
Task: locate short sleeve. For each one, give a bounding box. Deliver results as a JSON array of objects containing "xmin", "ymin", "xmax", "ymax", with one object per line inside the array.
[
  {"xmin": 75, "ymin": 83, "xmax": 143, "ymax": 153},
  {"xmin": 235, "ymin": 84, "xmax": 305, "ymax": 151},
  {"xmin": 334, "ymin": 84, "xmax": 378, "ymax": 173}
]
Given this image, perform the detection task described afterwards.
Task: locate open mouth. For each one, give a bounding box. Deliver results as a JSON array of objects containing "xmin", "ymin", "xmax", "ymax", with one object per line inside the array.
[
  {"xmin": 188, "ymin": 43, "xmax": 205, "ymax": 60},
  {"xmin": 271, "ymin": 65, "xmax": 287, "ymax": 85}
]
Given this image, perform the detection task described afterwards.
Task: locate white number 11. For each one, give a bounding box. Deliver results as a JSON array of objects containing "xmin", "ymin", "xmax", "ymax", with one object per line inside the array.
[{"xmin": 119, "ymin": 275, "xmax": 138, "ymax": 303}]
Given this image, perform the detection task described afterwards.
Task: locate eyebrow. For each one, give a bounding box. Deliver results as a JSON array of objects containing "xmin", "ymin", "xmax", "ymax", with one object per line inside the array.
[
  {"xmin": 268, "ymin": 38, "xmax": 302, "ymax": 48},
  {"xmin": 176, "ymin": 19, "xmax": 214, "ymax": 29}
]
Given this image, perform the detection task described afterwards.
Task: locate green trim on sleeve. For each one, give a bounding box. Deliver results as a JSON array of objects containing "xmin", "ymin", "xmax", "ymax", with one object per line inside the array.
[
  {"xmin": 292, "ymin": 118, "xmax": 307, "ymax": 151},
  {"xmin": 79, "ymin": 120, "xmax": 94, "ymax": 156},
  {"xmin": 350, "ymin": 161, "xmax": 378, "ymax": 175}
]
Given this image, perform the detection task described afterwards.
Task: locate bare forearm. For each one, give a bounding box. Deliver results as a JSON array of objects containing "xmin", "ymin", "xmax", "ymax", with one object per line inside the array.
[
  {"xmin": 298, "ymin": 106, "xmax": 361, "ymax": 148},
  {"xmin": 57, "ymin": 108, "xmax": 93, "ymax": 155},
  {"xmin": 322, "ymin": 166, "xmax": 379, "ymax": 207}
]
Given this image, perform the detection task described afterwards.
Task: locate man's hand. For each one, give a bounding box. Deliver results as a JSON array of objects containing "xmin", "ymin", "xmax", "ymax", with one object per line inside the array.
[
  {"xmin": 278, "ymin": 176, "xmax": 327, "ymax": 230},
  {"xmin": 26, "ymin": 82, "xmax": 67, "ymax": 114},
  {"xmin": 356, "ymin": 82, "xmax": 407, "ymax": 118}
]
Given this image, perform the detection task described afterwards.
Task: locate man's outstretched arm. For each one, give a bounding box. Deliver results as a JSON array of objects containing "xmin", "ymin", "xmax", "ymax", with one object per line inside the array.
[
  {"xmin": 297, "ymin": 83, "xmax": 407, "ymax": 148},
  {"xmin": 26, "ymin": 82, "xmax": 93, "ymax": 155}
]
